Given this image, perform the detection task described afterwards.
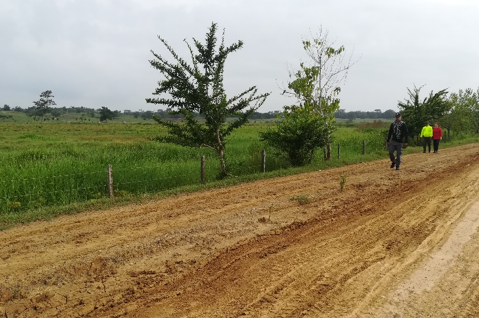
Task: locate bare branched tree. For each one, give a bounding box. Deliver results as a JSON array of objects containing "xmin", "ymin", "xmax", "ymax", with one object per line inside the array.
[{"xmin": 282, "ymin": 26, "xmax": 359, "ymax": 160}]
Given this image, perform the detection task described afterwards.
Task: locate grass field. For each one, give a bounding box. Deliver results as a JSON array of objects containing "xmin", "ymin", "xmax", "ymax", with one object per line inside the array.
[{"xmin": 1, "ymin": 114, "xmax": 477, "ymax": 228}]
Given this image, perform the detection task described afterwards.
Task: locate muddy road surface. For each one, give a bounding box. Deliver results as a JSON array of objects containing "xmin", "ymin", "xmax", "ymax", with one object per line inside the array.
[{"xmin": 1, "ymin": 144, "xmax": 479, "ymax": 317}]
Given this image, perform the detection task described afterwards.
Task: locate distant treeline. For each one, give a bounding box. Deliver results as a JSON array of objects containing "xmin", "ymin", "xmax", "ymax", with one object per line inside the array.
[
  {"xmin": 2, "ymin": 104, "xmax": 397, "ymax": 120},
  {"xmin": 334, "ymin": 109, "xmax": 397, "ymax": 120}
]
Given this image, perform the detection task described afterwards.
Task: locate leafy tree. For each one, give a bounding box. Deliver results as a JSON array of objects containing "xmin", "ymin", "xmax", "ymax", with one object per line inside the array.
[
  {"xmin": 50, "ymin": 108, "xmax": 63, "ymax": 118},
  {"xmin": 98, "ymin": 106, "xmax": 116, "ymax": 122},
  {"xmin": 300, "ymin": 29, "xmax": 357, "ymax": 160},
  {"xmin": 383, "ymin": 109, "xmax": 397, "ymax": 118},
  {"xmin": 141, "ymin": 110, "xmax": 154, "ymax": 120},
  {"xmin": 261, "ymin": 104, "xmax": 329, "ymax": 166},
  {"xmin": 462, "ymin": 87, "xmax": 479, "ymax": 133},
  {"xmin": 443, "ymin": 88, "xmax": 479, "ymax": 137},
  {"xmin": 398, "ymin": 85, "xmax": 449, "ymax": 144},
  {"xmin": 472, "ymin": 87, "xmax": 479, "ymax": 133},
  {"xmin": 3, "ymin": 104, "xmax": 10, "ymax": 111},
  {"xmin": 33, "ymin": 90, "xmax": 56, "ymax": 121},
  {"xmin": 265, "ymin": 27, "xmax": 356, "ymax": 164},
  {"xmin": 146, "ymin": 22, "xmax": 269, "ymax": 178}
]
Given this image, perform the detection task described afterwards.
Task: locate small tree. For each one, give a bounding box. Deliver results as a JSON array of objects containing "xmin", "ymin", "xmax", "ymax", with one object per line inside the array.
[
  {"xmin": 261, "ymin": 104, "xmax": 329, "ymax": 166},
  {"xmin": 146, "ymin": 22, "xmax": 269, "ymax": 178},
  {"xmin": 398, "ymin": 85, "xmax": 449, "ymax": 144},
  {"xmin": 443, "ymin": 88, "xmax": 479, "ymax": 137},
  {"xmin": 264, "ymin": 27, "xmax": 356, "ymax": 165},
  {"xmin": 50, "ymin": 108, "xmax": 63, "ymax": 118},
  {"xmin": 99, "ymin": 106, "xmax": 116, "ymax": 122},
  {"xmin": 141, "ymin": 111, "xmax": 154, "ymax": 120},
  {"xmin": 3, "ymin": 104, "xmax": 10, "ymax": 111},
  {"xmin": 33, "ymin": 90, "xmax": 56, "ymax": 121}
]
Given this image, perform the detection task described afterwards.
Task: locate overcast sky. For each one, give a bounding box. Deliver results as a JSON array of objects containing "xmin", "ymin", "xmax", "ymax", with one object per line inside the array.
[{"xmin": 1, "ymin": 0, "xmax": 478, "ymax": 113}]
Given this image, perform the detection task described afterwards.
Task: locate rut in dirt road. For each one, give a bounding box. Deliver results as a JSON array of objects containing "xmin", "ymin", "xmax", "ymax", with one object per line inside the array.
[
  {"xmin": 1, "ymin": 144, "xmax": 479, "ymax": 318},
  {"xmin": 131, "ymin": 146, "xmax": 479, "ymax": 318}
]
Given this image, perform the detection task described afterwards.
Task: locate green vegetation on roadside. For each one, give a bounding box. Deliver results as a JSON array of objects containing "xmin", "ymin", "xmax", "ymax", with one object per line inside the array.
[{"xmin": 0, "ymin": 120, "xmax": 478, "ymax": 230}]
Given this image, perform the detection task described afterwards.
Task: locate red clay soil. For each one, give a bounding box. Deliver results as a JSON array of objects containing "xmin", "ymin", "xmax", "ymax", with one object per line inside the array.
[{"xmin": 1, "ymin": 143, "xmax": 479, "ymax": 317}]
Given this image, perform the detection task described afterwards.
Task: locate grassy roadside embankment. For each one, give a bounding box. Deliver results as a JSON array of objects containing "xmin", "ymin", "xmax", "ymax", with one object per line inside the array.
[{"xmin": 1, "ymin": 117, "xmax": 476, "ymax": 229}]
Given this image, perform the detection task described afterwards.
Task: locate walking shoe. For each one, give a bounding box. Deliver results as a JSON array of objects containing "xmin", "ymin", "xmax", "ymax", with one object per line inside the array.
[
  {"xmin": 390, "ymin": 162, "xmax": 396, "ymax": 168},
  {"xmin": 396, "ymin": 166, "xmax": 400, "ymax": 170}
]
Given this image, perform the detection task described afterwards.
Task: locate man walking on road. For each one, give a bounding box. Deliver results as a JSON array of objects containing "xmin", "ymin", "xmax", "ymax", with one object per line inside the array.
[
  {"xmin": 420, "ymin": 121, "xmax": 433, "ymax": 153},
  {"xmin": 387, "ymin": 112, "xmax": 408, "ymax": 170}
]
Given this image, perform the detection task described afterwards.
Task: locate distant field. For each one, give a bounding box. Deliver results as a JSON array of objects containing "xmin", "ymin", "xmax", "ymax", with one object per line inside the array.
[
  {"xmin": 0, "ymin": 110, "xmax": 158, "ymax": 124},
  {"xmin": 0, "ymin": 110, "xmax": 393, "ymax": 125}
]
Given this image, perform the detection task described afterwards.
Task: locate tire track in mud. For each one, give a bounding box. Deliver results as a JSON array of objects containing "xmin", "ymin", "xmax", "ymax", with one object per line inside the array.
[
  {"xmin": 1, "ymin": 144, "xmax": 479, "ymax": 318},
  {"xmin": 127, "ymin": 147, "xmax": 479, "ymax": 318},
  {"xmin": 361, "ymin": 192, "xmax": 479, "ymax": 318}
]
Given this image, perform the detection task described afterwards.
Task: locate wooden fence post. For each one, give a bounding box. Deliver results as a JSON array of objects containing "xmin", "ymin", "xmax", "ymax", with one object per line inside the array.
[
  {"xmin": 262, "ymin": 149, "xmax": 266, "ymax": 173},
  {"xmin": 337, "ymin": 143, "xmax": 341, "ymax": 159},
  {"xmin": 362, "ymin": 140, "xmax": 366, "ymax": 155},
  {"xmin": 107, "ymin": 164, "xmax": 114, "ymax": 198},
  {"xmin": 201, "ymin": 156, "xmax": 206, "ymax": 184}
]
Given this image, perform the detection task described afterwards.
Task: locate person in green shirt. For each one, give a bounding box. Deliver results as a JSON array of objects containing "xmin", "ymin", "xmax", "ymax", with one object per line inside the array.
[{"xmin": 420, "ymin": 121, "xmax": 433, "ymax": 153}]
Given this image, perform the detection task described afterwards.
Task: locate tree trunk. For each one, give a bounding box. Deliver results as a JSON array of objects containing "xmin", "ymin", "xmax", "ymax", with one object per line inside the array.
[
  {"xmin": 324, "ymin": 130, "xmax": 332, "ymax": 161},
  {"xmin": 218, "ymin": 147, "xmax": 227, "ymax": 179},
  {"xmin": 215, "ymin": 129, "xmax": 228, "ymax": 179}
]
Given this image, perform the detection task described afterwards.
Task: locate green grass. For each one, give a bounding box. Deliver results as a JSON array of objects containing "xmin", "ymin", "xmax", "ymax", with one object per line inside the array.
[
  {"xmin": 0, "ymin": 118, "xmax": 477, "ymax": 229},
  {"xmin": 0, "ymin": 123, "xmax": 284, "ymax": 216}
]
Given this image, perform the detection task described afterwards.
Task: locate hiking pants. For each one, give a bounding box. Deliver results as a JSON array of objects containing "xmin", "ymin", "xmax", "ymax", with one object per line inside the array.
[
  {"xmin": 389, "ymin": 141, "xmax": 403, "ymax": 166},
  {"xmin": 433, "ymin": 139, "xmax": 440, "ymax": 152},
  {"xmin": 422, "ymin": 137, "xmax": 431, "ymax": 152}
]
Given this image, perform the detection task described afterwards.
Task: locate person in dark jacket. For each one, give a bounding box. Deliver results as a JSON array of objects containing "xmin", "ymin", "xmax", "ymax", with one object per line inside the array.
[{"xmin": 387, "ymin": 112, "xmax": 408, "ymax": 170}]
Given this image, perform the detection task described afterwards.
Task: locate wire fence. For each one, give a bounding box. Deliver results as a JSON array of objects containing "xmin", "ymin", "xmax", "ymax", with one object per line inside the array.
[{"xmin": 1, "ymin": 140, "xmax": 387, "ymax": 214}]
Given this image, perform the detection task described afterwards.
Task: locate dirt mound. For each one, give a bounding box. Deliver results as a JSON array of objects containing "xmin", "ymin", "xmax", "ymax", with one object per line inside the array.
[{"xmin": 1, "ymin": 144, "xmax": 479, "ymax": 317}]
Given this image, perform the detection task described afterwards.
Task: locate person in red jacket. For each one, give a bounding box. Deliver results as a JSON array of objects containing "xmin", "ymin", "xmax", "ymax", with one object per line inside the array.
[{"xmin": 432, "ymin": 122, "xmax": 443, "ymax": 153}]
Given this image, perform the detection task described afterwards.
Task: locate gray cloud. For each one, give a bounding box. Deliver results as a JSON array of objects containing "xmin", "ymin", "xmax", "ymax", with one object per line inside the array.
[{"xmin": 1, "ymin": 0, "xmax": 478, "ymax": 112}]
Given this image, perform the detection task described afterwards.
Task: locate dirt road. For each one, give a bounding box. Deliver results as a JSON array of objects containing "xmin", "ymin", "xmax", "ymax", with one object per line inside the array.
[{"xmin": 1, "ymin": 143, "xmax": 479, "ymax": 318}]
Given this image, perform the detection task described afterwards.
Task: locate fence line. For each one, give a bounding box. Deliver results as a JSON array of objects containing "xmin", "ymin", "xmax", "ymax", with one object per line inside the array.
[{"xmin": 1, "ymin": 141, "xmax": 378, "ymax": 213}]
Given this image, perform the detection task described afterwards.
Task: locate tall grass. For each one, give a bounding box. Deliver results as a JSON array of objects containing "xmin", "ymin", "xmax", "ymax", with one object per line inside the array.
[
  {"xmin": 333, "ymin": 125, "xmax": 388, "ymax": 159},
  {"xmin": 0, "ymin": 123, "xmax": 286, "ymax": 214},
  {"xmin": 0, "ymin": 121, "xmax": 414, "ymax": 220}
]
